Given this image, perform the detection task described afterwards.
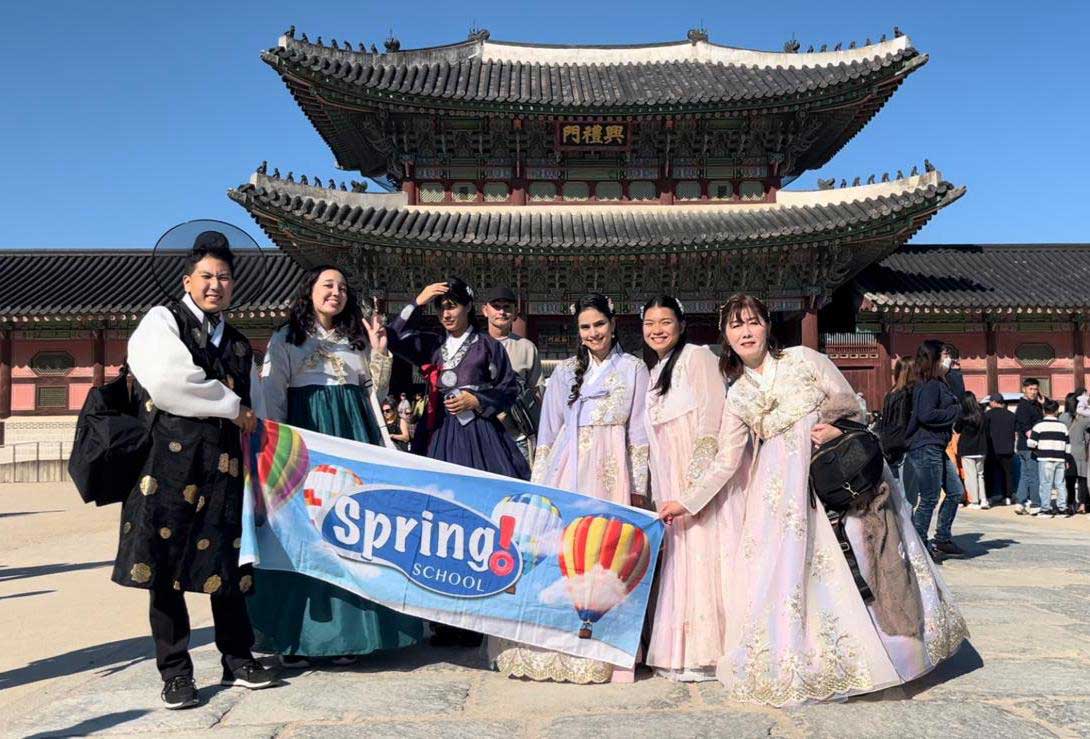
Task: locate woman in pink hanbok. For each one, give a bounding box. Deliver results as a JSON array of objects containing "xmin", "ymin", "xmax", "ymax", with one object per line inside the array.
[
  {"xmin": 490, "ymin": 294, "xmax": 650, "ymax": 683},
  {"xmin": 658, "ymin": 294, "xmax": 969, "ymax": 706},
  {"xmin": 641, "ymin": 295, "xmax": 740, "ymax": 682}
]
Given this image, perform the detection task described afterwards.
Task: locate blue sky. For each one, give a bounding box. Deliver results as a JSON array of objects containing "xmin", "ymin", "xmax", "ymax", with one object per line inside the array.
[{"xmin": 4, "ymin": 1, "xmax": 1086, "ymax": 247}]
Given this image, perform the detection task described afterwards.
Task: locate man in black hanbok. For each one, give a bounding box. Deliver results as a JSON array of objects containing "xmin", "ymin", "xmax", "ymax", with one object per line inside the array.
[{"xmin": 112, "ymin": 232, "xmax": 276, "ymax": 708}]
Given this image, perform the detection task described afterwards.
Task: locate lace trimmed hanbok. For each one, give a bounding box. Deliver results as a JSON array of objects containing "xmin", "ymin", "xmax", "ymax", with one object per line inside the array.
[
  {"xmin": 644, "ymin": 343, "xmax": 743, "ymax": 681},
  {"xmin": 490, "ymin": 346, "xmax": 650, "ymax": 683},
  {"xmin": 681, "ymin": 346, "xmax": 969, "ymax": 706}
]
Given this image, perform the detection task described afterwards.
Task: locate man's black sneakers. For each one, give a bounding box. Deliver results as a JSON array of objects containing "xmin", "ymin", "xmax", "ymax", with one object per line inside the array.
[
  {"xmin": 933, "ymin": 539, "xmax": 966, "ymax": 557},
  {"xmin": 221, "ymin": 660, "xmax": 278, "ymax": 689},
  {"xmin": 161, "ymin": 676, "xmax": 200, "ymax": 710}
]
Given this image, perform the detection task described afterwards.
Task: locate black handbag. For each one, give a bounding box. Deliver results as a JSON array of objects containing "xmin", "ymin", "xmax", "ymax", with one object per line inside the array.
[
  {"xmin": 68, "ymin": 364, "xmax": 157, "ymax": 506},
  {"xmin": 809, "ymin": 418, "xmax": 885, "ymax": 512},
  {"xmin": 507, "ymin": 376, "xmax": 541, "ymax": 440}
]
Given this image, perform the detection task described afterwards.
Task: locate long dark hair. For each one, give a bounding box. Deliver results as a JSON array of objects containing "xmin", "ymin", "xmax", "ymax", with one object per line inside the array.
[
  {"xmin": 717, "ymin": 293, "xmax": 783, "ymax": 383},
  {"xmin": 960, "ymin": 391, "xmax": 983, "ymax": 427},
  {"xmin": 568, "ymin": 294, "xmax": 619, "ymax": 406},
  {"xmin": 284, "ymin": 265, "xmax": 368, "ymax": 350},
  {"xmin": 893, "ymin": 356, "xmax": 916, "ymax": 392},
  {"xmin": 914, "ymin": 339, "xmax": 945, "ymax": 384},
  {"xmin": 1064, "ymin": 392, "xmax": 1078, "ymax": 418},
  {"xmin": 641, "ymin": 295, "xmax": 688, "ymax": 397}
]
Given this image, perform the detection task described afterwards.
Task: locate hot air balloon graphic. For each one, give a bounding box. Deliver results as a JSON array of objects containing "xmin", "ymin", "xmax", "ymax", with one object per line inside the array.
[
  {"xmin": 558, "ymin": 516, "xmax": 650, "ymax": 639},
  {"xmin": 252, "ymin": 420, "xmax": 310, "ymax": 524},
  {"xmin": 490, "ymin": 493, "xmax": 564, "ymax": 593},
  {"xmin": 301, "ymin": 464, "xmax": 364, "ymax": 527}
]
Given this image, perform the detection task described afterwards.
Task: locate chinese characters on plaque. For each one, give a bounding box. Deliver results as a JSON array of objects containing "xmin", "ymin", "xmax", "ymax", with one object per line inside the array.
[{"xmin": 558, "ymin": 121, "xmax": 628, "ymax": 148}]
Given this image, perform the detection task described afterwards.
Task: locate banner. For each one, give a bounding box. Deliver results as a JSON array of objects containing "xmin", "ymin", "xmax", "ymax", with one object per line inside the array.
[{"xmin": 241, "ymin": 420, "xmax": 664, "ymax": 667}]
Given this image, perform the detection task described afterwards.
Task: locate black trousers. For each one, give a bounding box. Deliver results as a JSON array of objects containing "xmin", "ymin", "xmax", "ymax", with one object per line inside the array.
[
  {"xmin": 1068, "ymin": 476, "xmax": 1089, "ymax": 509},
  {"xmin": 149, "ymin": 578, "xmax": 255, "ymax": 681},
  {"xmin": 988, "ymin": 454, "xmax": 1015, "ymax": 501}
]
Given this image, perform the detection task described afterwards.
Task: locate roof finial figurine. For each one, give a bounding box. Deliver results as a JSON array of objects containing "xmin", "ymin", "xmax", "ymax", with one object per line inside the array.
[
  {"xmin": 896, "ymin": 169, "xmax": 904, "ymax": 179},
  {"xmin": 257, "ymin": 161, "xmax": 267, "ymax": 175},
  {"xmin": 817, "ymin": 177, "xmax": 835, "ymax": 190},
  {"xmin": 881, "ymin": 33, "xmax": 887, "ymax": 42},
  {"xmin": 328, "ymin": 178, "xmax": 336, "ymax": 189},
  {"xmin": 272, "ymin": 167, "xmax": 281, "ymax": 179},
  {"xmin": 866, "ymin": 174, "xmax": 875, "ymax": 184},
  {"xmin": 924, "ymin": 158, "xmax": 936, "ymax": 173},
  {"xmin": 783, "ymin": 38, "xmax": 800, "ymax": 53},
  {"xmin": 315, "ymin": 36, "xmax": 323, "ymax": 46},
  {"xmin": 314, "ymin": 174, "xmax": 323, "ymax": 185},
  {"xmin": 384, "ymin": 32, "xmax": 401, "ymax": 53},
  {"xmin": 839, "ymin": 179, "xmax": 847, "ymax": 188},
  {"xmin": 330, "ymin": 38, "xmax": 338, "ymax": 48},
  {"xmin": 881, "ymin": 172, "xmax": 890, "ymax": 182},
  {"xmin": 849, "ymin": 40, "xmax": 856, "ymax": 49},
  {"xmin": 286, "ymin": 171, "xmax": 294, "ymax": 182},
  {"xmin": 894, "ymin": 26, "xmax": 904, "ymax": 38},
  {"xmin": 834, "ymin": 42, "xmax": 842, "ymax": 51},
  {"xmin": 284, "ymin": 25, "xmax": 295, "ymax": 39},
  {"xmin": 910, "ymin": 165, "xmax": 919, "ymax": 176},
  {"xmin": 852, "ymin": 176, "xmax": 861, "ymax": 186},
  {"xmin": 468, "ymin": 26, "xmax": 491, "ymax": 42},
  {"xmin": 865, "ymin": 37, "xmax": 872, "ymax": 45},
  {"xmin": 300, "ymin": 32, "xmax": 308, "ymax": 43},
  {"xmin": 370, "ymin": 43, "xmax": 379, "ymax": 54},
  {"xmin": 300, "ymin": 174, "xmax": 308, "ymax": 185},
  {"xmin": 358, "ymin": 42, "xmax": 366, "ymax": 52},
  {"xmin": 806, "ymin": 45, "xmax": 814, "ymax": 53},
  {"xmin": 819, "ymin": 44, "xmax": 828, "ymax": 52},
  {"xmin": 343, "ymin": 40, "xmax": 352, "ymax": 50},
  {"xmin": 687, "ymin": 26, "xmax": 709, "ymax": 44},
  {"xmin": 339, "ymin": 182, "xmax": 347, "ymax": 191},
  {"xmin": 351, "ymin": 180, "xmax": 368, "ymax": 193}
]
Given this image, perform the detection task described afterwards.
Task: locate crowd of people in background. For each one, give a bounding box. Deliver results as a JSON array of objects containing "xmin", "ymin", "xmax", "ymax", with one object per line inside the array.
[{"xmin": 878, "ymin": 340, "xmax": 1090, "ymax": 563}]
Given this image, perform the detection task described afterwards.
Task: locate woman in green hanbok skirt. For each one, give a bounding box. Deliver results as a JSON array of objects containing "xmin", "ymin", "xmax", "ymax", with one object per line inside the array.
[{"xmin": 247, "ymin": 266, "xmax": 423, "ymax": 666}]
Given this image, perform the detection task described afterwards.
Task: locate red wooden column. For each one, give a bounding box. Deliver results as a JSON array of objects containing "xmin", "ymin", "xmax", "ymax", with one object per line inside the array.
[
  {"xmin": 876, "ymin": 322, "xmax": 893, "ymax": 399},
  {"xmin": 91, "ymin": 326, "xmax": 106, "ymax": 387},
  {"xmin": 801, "ymin": 308, "xmax": 819, "ymax": 350},
  {"xmin": 0, "ymin": 326, "xmax": 12, "ymax": 419},
  {"xmin": 985, "ymin": 319, "xmax": 999, "ymax": 396},
  {"xmin": 1074, "ymin": 318, "xmax": 1086, "ymax": 390}
]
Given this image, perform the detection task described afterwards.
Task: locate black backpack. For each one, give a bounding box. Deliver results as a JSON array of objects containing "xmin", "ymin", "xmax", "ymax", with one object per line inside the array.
[
  {"xmin": 877, "ymin": 388, "xmax": 913, "ymax": 464},
  {"xmin": 68, "ymin": 364, "xmax": 157, "ymax": 506}
]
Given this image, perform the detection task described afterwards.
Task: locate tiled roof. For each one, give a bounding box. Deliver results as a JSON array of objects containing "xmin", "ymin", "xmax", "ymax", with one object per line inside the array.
[
  {"xmin": 858, "ymin": 244, "xmax": 1090, "ymax": 312},
  {"xmin": 0, "ymin": 250, "xmax": 303, "ymax": 320},
  {"xmin": 265, "ymin": 34, "xmax": 924, "ymax": 112},
  {"xmin": 229, "ymin": 172, "xmax": 963, "ymax": 258}
]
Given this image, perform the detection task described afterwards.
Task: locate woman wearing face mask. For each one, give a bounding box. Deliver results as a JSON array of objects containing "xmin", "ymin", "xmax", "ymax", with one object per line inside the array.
[
  {"xmin": 658, "ymin": 294, "xmax": 968, "ymax": 706},
  {"xmin": 490, "ymin": 293, "xmax": 650, "ymax": 684},
  {"xmin": 640, "ymin": 295, "xmax": 741, "ymax": 682},
  {"xmin": 248, "ymin": 266, "xmax": 424, "ymax": 668}
]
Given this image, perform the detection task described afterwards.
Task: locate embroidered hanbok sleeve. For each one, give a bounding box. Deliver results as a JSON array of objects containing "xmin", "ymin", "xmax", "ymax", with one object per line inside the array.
[
  {"xmin": 474, "ymin": 340, "xmax": 519, "ymax": 419},
  {"xmin": 386, "ymin": 303, "xmax": 442, "ymax": 368},
  {"xmin": 128, "ymin": 306, "xmax": 241, "ymax": 420},
  {"xmin": 803, "ymin": 347, "xmax": 865, "ymax": 425},
  {"xmin": 679, "ymin": 401, "xmax": 750, "ymax": 515},
  {"xmin": 368, "ymin": 348, "xmax": 393, "ymax": 401},
  {"xmin": 531, "ymin": 364, "xmax": 569, "ymax": 482},
  {"xmin": 676, "ymin": 348, "xmax": 732, "ymax": 514},
  {"xmin": 627, "ymin": 362, "xmax": 651, "ymax": 497},
  {"xmin": 258, "ymin": 330, "xmax": 291, "ymax": 422}
]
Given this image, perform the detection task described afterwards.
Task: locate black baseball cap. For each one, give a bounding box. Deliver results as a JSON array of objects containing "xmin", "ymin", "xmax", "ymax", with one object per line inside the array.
[{"xmin": 483, "ymin": 286, "xmax": 517, "ymax": 304}]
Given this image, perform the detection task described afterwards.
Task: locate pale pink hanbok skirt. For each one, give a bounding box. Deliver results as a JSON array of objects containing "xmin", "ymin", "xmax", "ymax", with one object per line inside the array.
[{"xmin": 717, "ymin": 412, "xmax": 969, "ymax": 705}]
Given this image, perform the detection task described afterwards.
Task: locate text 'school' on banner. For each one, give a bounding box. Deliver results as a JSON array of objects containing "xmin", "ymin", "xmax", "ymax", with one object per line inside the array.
[{"xmin": 241, "ymin": 420, "xmax": 664, "ymax": 667}]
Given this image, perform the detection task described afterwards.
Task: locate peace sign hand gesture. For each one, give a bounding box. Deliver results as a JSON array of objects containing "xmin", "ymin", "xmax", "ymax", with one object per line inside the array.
[{"xmin": 362, "ymin": 313, "xmax": 388, "ymax": 355}]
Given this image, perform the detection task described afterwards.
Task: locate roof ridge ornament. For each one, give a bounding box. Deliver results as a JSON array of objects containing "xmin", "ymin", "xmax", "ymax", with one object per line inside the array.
[
  {"xmin": 284, "ymin": 25, "xmax": 295, "ymax": 39},
  {"xmin": 783, "ymin": 38, "xmax": 801, "ymax": 53},
  {"xmin": 468, "ymin": 26, "xmax": 491, "ymax": 42},
  {"xmin": 384, "ymin": 32, "xmax": 401, "ymax": 53},
  {"xmin": 686, "ymin": 26, "xmax": 709, "ymax": 44}
]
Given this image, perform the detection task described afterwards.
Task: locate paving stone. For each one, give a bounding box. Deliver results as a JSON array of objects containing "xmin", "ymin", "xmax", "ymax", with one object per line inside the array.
[
  {"xmin": 220, "ymin": 673, "xmax": 472, "ymax": 726},
  {"xmin": 784, "ymin": 699, "xmax": 1054, "ymax": 738},
  {"xmin": 471, "ymin": 670, "xmax": 691, "ymax": 716},
  {"xmin": 912, "ymin": 658, "xmax": 1090, "ymax": 700},
  {"xmin": 1014, "ymin": 699, "xmax": 1090, "ymax": 735},
  {"xmin": 8, "ymin": 686, "xmax": 243, "ymax": 737},
  {"xmin": 965, "ymin": 623, "xmax": 1090, "ymax": 661},
  {"xmin": 280, "ymin": 719, "xmax": 521, "ymax": 738},
  {"xmin": 544, "ymin": 709, "xmax": 782, "ymax": 738}
]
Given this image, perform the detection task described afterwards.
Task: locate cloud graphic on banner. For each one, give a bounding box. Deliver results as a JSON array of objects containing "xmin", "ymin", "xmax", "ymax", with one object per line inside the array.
[{"xmin": 538, "ymin": 566, "xmax": 627, "ymax": 609}]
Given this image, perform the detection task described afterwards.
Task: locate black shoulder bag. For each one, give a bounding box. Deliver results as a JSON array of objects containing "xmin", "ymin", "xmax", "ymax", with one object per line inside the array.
[{"xmin": 809, "ymin": 418, "xmax": 886, "ymax": 605}]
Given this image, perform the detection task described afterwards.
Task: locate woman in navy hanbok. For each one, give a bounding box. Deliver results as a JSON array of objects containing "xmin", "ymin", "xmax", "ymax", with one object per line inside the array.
[{"xmin": 386, "ymin": 278, "xmax": 530, "ymax": 480}]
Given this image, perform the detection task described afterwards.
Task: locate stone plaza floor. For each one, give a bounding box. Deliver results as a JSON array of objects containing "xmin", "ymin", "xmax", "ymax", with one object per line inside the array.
[{"xmin": 2, "ymin": 482, "xmax": 1089, "ymax": 737}]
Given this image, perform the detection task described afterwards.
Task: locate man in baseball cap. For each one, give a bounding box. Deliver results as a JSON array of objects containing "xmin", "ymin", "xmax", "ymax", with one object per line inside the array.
[{"xmin": 481, "ymin": 286, "xmax": 542, "ymax": 464}]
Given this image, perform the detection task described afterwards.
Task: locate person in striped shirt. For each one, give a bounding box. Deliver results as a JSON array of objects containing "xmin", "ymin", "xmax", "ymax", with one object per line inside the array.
[{"xmin": 1026, "ymin": 399, "xmax": 1072, "ymax": 517}]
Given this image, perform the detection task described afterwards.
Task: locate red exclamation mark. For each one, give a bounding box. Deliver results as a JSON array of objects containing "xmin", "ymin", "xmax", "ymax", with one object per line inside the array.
[{"xmin": 489, "ymin": 514, "xmax": 516, "ymax": 577}]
